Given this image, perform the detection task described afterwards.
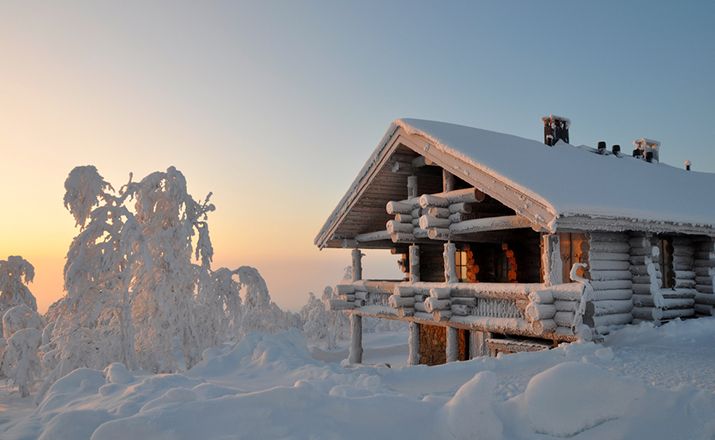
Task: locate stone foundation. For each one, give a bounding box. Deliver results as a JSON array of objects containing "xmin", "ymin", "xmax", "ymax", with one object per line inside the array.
[{"xmin": 418, "ymin": 324, "xmax": 469, "ymax": 365}]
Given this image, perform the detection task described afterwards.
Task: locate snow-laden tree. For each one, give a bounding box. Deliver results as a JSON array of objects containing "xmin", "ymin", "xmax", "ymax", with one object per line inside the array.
[
  {"xmin": 46, "ymin": 166, "xmax": 142, "ymax": 383},
  {"xmin": 2, "ymin": 304, "xmax": 43, "ymax": 339},
  {"xmin": 0, "ymin": 305, "xmax": 43, "ymax": 397},
  {"xmin": 2, "ymin": 327, "xmax": 42, "ymax": 397},
  {"xmin": 300, "ymin": 292, "xmax": 330, "ymax": 345},
  {"xmin": 0, "ymin": 256, "xmax": 38, "ymax": 333},
  {"xmin": 235, "ymin": 266, "xmax": 299, "ymax": 338},
  {"xmin": 201, "ymin": 267, "xmax": 242, "ymax": 340},
  {"xmin": 130, "ymin": 167, "xmax": 215, "ymax": 372}
]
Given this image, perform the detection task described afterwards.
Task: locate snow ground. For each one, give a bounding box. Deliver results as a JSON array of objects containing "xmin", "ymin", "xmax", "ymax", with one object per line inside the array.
[{"xmin": 2, "ymin": 320, "xmax": 715, "ymax": 440}]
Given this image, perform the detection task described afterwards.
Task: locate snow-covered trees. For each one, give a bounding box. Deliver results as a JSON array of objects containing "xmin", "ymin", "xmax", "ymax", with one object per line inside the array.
[
  {"xmin": 2, "ymin": 327, "xmax": 42, "ymax": 397},
  {"xmin": 0, "ymin": 256, "xmax": 38, "ymax": 329},
  {"xmin": 45, "ymin": 166, "xmax": 141, "ymax": 381},
  {"xmin": 0, "ymin": 258, "xmax": 42, "ymax": 397},
  {"xmin": 44, "ymin": 165, "xmax": 305, "ymax": 378},
  {"xmin": 299, "ymin": 286, "xmax": 349, "ymax": 349},
  {"xmin": 234, "ymin": 266, "xmax": 300, "ymax": 338},
  {"xmin": 129, "ymin": 167, "xmax": 216, "ymax": 372}
]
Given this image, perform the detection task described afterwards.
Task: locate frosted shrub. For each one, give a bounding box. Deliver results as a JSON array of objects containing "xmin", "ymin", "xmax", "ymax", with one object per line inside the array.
[
  {"xmin": 2, "ymin": 304, "xmax": 43, "ymax": 339},
  {"xmin": 0, "ymin": 256, "xmax": 38, "ymax": 334},
  {"xmin": 2, "ymin": 328, "xmax": 42, "ymax": 397}
]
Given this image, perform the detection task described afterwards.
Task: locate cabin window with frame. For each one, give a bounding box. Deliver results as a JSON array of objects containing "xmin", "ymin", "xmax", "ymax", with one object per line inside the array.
[
  {"xmin": 559, "ymin": 233, "xmax": 589, "ymax": 281},
  {"xmin": 658, "ymin": 237, "xmax": 675, "ymax": 288}
]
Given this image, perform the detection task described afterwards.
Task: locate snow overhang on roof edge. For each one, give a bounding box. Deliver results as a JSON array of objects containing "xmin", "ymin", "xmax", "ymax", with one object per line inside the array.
[
  {"xmin": 314, "ymin": 123, "xmax": 400, "ymax": 249},
  {"xmin": 315, "ymin": 118, "xmax": 715, "ymax": 249}
]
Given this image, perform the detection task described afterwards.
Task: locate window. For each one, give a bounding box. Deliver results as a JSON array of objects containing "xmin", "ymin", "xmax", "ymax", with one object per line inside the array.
[
  {"xmin": 456, "ymin": 250, "xmax": 469, "ymax": 281},
  {"xmin": 559, "ymin": 233, "xmax": 588, "ymax": 281},
  {"xmin": 455, "ymin": 245, "xmax": 478, "ymax": 282},
  {"xmin": 658, "ymin": 237, "xmax": 675, "ymax": 288}
]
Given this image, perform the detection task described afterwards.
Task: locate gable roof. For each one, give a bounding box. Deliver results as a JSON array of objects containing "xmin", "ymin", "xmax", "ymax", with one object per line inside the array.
[{"xmin": 316, "ymin": 118, "xmax": 715, "ymax": 248}]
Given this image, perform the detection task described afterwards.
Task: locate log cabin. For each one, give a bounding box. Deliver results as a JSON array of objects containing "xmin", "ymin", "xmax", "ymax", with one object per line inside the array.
[{"xmin": 315, "ymin": 117, "xmax": 715, "ymax": 365}]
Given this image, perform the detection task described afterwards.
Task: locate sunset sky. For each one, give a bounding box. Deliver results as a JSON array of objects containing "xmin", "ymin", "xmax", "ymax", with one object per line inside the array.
[{"xmin": 1, "ymin": 1, "xmax": 714, "ymax": 313}]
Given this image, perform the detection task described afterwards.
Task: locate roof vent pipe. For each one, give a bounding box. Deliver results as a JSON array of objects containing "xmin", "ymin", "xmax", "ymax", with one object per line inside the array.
[
  {"xmin": 685, "ymin": 160, "xmax": 691, "ymax": 171},
  {"xmin": 612, "ymin": 144, "xmax": 621, "ymax": 156},
  {"xmin": 541, "ymin": 115, "xmax": 570, "ymax": 146},
  {"xmin": 597, "ymin": 141, "xmax": 606, "ymax": 154}
]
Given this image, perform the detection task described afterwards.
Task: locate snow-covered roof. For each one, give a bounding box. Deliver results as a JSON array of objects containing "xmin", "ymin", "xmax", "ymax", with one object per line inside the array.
[
  {"xmin": 316, "ymin": 118, "xmax": 715, "ymax": 248},
  {"xmin": 397, "ymin": 118, "xmax": 715, "ymax": 228}
]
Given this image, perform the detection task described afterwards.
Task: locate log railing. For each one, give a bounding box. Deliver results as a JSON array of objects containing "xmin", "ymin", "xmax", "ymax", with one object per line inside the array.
[{"xmin": 330, "ymin": 280, "xmax": 584, "ymax": 340}]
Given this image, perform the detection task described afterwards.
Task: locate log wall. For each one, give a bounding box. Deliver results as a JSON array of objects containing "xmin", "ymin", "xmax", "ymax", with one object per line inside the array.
[
  {"xmin": 629, "ymin": 234, "xmax": 697, "ymax": 324},
  {"xmin": 629, "ymin": 234, "xmax": 662, "ymax": 323},
  {"xmin": 694, "ymin": 238, "xmax": 715, "ymax": 316},
  {"xmin": 585, "ymin": 232, "xmax": 633, "ymax": 334}
]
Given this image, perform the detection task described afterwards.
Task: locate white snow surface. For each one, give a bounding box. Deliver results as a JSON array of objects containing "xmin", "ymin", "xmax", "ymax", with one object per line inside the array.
[
  {"xmin": 3, "ymin": 319, "xmax": 715, "ymax": 439},
  {"xmin": 397, "ymin": 118, "xmax": 715, "ymax": 227}
]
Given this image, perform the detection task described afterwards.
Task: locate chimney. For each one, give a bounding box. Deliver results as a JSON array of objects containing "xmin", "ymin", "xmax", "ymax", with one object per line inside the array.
[
  {"xmin": 633, "ymin": 138, "xmax": 661, "ymax": 163},
  {"xmin": 612, "ymin": 144, "xmax": 621, "ymax": 156},
  {"xmin": 542, "ymin": 115, "xmax": 570, "ymax": 146},
  {"xmin": 685, "ymin": 160, "xmax": 691, "ymax": 171},
  {"xmin": 597, "ymin": 141, "xmax": 606, "ymax": 154}
]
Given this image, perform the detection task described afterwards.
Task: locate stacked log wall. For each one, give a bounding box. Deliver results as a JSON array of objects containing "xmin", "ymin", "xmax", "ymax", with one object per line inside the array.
[
  {"xmin": 528, "ymin": 283, "xmax": 583, "ymax": 337},
  {"xmin": 694, "ymin": 238, "xmax": 715, "ymax": 316},
  {"xmin": 587, "ymin": 232, "xmax": 633, "ymax": 334},
  {"xmin": 663, "ymin": 237, "xmax": 697, "ymax": 319},
  {"xmin": 629, "ymin": 234, "xmax": 662, "ymax": 323},
  {"xmin": 629, "ymin": 234, "xmax": 698, "ymax": 323}
]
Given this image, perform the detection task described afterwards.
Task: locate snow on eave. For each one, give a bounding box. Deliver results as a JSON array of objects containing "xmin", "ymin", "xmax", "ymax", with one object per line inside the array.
[
  {"xmin": 395, "ymin": 118, "xmax": 715, "ymax": 229},
  {"xmin": 314, "ymin": 124, "xmax": 400, "ymax": 249},
  {"xmin": 316, "ymin": 118, "xmax": 715, "ymax": 248},
  {"xmin": 394, "ymin": 118, "xmax": 560, "ymax": 225}
]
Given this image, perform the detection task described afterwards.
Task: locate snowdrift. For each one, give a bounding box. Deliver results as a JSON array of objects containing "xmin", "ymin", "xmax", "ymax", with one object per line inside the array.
[{"xmin": 3, "ymin": 319, "xmax": 715, "ymax": 440}]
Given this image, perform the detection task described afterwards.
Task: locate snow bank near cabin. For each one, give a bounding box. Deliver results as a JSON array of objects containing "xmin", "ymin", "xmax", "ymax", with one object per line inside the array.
[
  {"xmin": 3, "ymin": 320, "xmax": 715, "ymax": 439},
  {"xmin": 523, "ymin": 362, "xmax": 645, "ymax": 437}
]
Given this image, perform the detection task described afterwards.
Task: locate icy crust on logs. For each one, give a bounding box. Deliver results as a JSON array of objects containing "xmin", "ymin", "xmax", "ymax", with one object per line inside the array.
[
  {"xmin": 396, "ymin": 118, "xmax": 715, "ymax": 228},
  {"xmin": 7, "ymin": 320, "xmax": 715, "ymax": 440}
]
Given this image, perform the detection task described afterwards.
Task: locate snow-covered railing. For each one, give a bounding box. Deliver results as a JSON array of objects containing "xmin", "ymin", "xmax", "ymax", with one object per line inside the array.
[
  {"xmin": 330, "ymin": 280, "xmax": 397, "ymax": 312},
  {"xmin": 332, "ymin": 280, "xmax": 585, "ymax": 340}
]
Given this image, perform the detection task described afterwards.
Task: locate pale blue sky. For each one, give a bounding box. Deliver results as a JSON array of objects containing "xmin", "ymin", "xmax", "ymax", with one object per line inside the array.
[{"xmin": 1, "ymin": 1, "xmax": 714, "ymax": 310}]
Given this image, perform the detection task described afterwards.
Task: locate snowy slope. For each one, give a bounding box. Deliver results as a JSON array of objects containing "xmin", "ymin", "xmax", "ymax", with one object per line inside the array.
[
  {"xmin": 3, "ymin": 320, "xmax": 715, "ymax": 439},
  {"xmin": 398, "ymin": 118, "xmax": 715, "ymax": 227}
]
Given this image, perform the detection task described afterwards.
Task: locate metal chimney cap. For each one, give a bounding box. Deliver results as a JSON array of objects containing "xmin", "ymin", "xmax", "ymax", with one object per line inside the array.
[{"xmin": 541, "ymin": 114, "xmax": 571, "ymax": 128}]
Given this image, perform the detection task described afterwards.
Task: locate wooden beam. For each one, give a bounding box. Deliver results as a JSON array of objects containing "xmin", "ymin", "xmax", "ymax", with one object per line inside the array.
[
  {"xmin": 411, "ymin": 156, "xmax": 434, "ymax": 168},
  {"xmin": 408, "ymin": 322, "xmax": 419, "ymax": 365},
  {"xmin": 355, "ymin": 230, "xmax": 391, "ymax": 242},
  {"xmin": 450, "ymin": 215, "xmax": 532, "ymax": 235},
  {"xmin": 351, "ymin": 248, "xmax": 363, "ymax": 282},
  {"xmin": 348, "ymin": 314, "xmax": 363, "ymax": 364}
]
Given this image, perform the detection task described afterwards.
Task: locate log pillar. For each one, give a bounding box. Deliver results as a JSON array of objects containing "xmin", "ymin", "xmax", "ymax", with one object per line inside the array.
[
  {"xmin": 348, "ymin": 314, "xmax": 363, "ymax": 364},
  {"xmin": 542, "ymin": 234, "xmax": 562, "ymax": 286},
  {"xmin": 442, "ymin": 169, "xmax": 455, "ymax": 192},
  {"xmin": 407, "ymin": 175, "xmax": 418, "ymax": 199},
  {"xmin": 351, "ymin": 248, "xmax": 363, "ymax": 282},
  {"xmin": 469, "ymin": 330, "xmax": 490, "ymax": 358},
  {"xmin": 446, "ymin": 326, "xmax": 458, "ymax": 362},
  {"xmin": 409, "ymin": 245, "xmax": 420, "ymax": 283},
  {"xmin": 407, "ymin": 322, "xmax": 420, "ymax": 365},
  {"xmin": 444, "ymin": 242, "xmax": 457, "ymax": 283}
]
